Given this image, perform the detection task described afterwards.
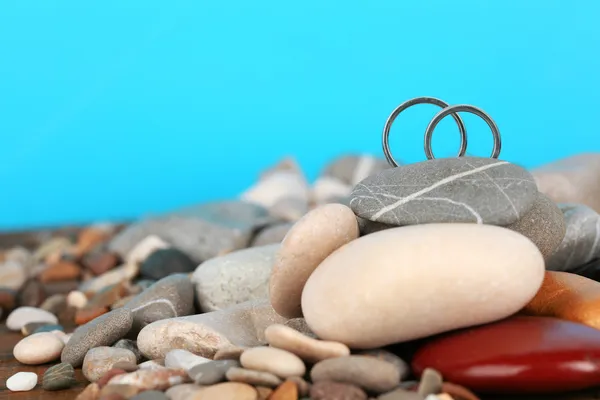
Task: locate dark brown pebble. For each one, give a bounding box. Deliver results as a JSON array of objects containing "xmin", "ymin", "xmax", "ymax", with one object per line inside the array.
[{"xmin": 17, "ymin": 279, "xmax": 47, "ymax": 307}]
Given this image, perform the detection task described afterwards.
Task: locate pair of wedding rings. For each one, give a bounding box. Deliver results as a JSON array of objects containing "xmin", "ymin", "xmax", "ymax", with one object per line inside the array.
[{"xmin": 382, "ymin": 97, "xmax": 502, "ymax": 168}]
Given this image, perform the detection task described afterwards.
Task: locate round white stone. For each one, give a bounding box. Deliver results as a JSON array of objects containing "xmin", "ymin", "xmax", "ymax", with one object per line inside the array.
[
  {"xmin": 6, "ymin": 307, "xmax": 58, "ymax": 331},
  {"xmin": 6, "ymin": 372, "xmax": 38, "ymax": 391},
  {"xmin": 301, "ymin": 224, "xmax": 545, "ymax": 348},
  {"xmin": 13, "ymin": 332, "xmax": 65, "ymax": 365}
]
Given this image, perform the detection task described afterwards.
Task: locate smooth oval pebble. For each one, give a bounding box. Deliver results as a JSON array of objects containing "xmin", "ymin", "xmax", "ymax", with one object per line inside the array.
[
  {"xmin": 270, "ymin": 204, "xmax": 359, "ymax": 318},
  {"xmin": 165, "ymin": 383, "xmax": 202, "ymax": 400},
  {"xmin": 225, "ymin": 367, "xmax": 282, "ymax": 387},
  {"xmin": 240, "ymin": 346, "xmax": 306, "ymax": 378},
  {"xmin": 349, "ymin": 157, "xmax": 538, "ymax": 226},
  {"xmin": 107, "ymin": 369, "xmax": 190, "ymax": 391},
  {"xmin": 83, "ymin": 346, "xmax": 138, "ymax": 382},
  {"xmin": 311, "ymin": 355, "xmax": 400, "ymax": 393},
  {"xmin": 6, "ymin": 306, "xmax": 58, "ymax": 331},
  {"xmin": 412, "ymin": 316, "xmax": 600, "ymax": 393},
  {"xmin": 302, "ymin": 224, "xmax": 545, "ymax": 347},
  {"xmin": 43, "ymin": 362, "xmax": 76, "ymax": 391},
  {"xmin": 187, "ymin": 359, "xmax": 239, "ymax": 385},
  {"xmin": 13, "ymin": 332, "xmax": 64, "ymax": 364},
  {"xmin": 265, "ymin": 324, "xmax": 350, "ymax": 363},
  {"xmin": 67, "ymin": 290, "xmax": 89, "ymax": 309},
  {"xmin": 7, "ymin": 371, "xmax": 38, "ymax": 391},
  {"xmin": 192, "ymin": 382, "xmax": 257, "ymax": 400}
]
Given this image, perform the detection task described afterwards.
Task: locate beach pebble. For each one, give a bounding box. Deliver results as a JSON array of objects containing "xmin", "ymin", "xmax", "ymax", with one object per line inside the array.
[
  {"xmin": 268, "ymin": 380, "xmax": 297, "ymax": 400},
  {"xmin": 192, "ymin": 244, "xmax": 279, "ymax": 312},
  {"xmin": 310, "ymin": 380, "xmax": 367, "ymax": 400},
  {"xmin": 79, "ymin": 263, "xmax": 139, "ymax": 293},
  {"xmin": 61, "ymin": 307, "xmax": 133, "ymax": 367},
  {"xmin": 251, "ymin": 223, "xmax": 294, "ymax": 247},
  {"xmin": 546, "ymin": 204, "xmax": 600, "ymax": 271},
  {"xmin": 39, "ymin": 260, "xmax": 81, "ymax": 283},
  {"xmin": 164, "ymin": 349, "xmax": 211, "ymax": 371},
  {"xmin": 270, "ymin": 204, "xmax": 359, "ymax": 318},
  {"xmin": 194, "ymin": 382, "xmax": 258, "ymax": 400},
  {"xmin": 6, "ymin": 306, "xmax": 58, "ymax": 331},
  {"xmin": 123, "ymin": 273, "xmax": 195, "ymax": 336},
  {"xmin": 412, "ymin": 316, "xmax": 600, "ymax": 393},
  {"xmin": 311, "ymin": 355, "xmax": 400, "ymax": 393},
  {"xmin": 311, "ymin": 176, "xmax": 353, "ymax": 205},
  {"xmin": 67, "ymin": 290, "xmax": 88, "ymax": 309},
  {"xmin": 99, "ymin": 383, "xmax": 140, "ymax": 398},
  {"xmin": 109, "ymin": 201, "xmax": 273, "ymax": 263},
  {"xmin": 137, "ymin": 299, "xmax": 287, "ymax": 359},
  {"xmin": 226, "ymin": 366, "xmax": 282, "ymax": 387},
  {"xmin": 187, "ymin": 359, "xmax": 240, "ymax": 385},
  {"xmin": 350, "ymin": 157, "xmax": 538, "ymax": 226},
  {"xmin": 13, "ymin": 331, "xmax": 64, "ymax": 364},
  {"xmin": 270, "ymin": 196, "xmax": 309, "ymax": 222},
  {"xmin": 418, "ymin": 368, "xmax": 443, "ymax": 397},
  {"xmin": 107, "ymin": 368, "xmax": 190, "ymax": 391},
  {"xmin": 83, "ymin": 250, "xmax": 120, "ymax": 276},
  {"xmin": 6, "ymin": 371, "xmax": 38, "ymax": 392},
  {"xmin": 127, "ymin": 235, "xmax": 172, "ymax": 265},
  {"xmin": 131, "ymin": 390, "xmax": 169, "ymax": 400},
  {"xmin": 0, "ymin": 259, "xmax": 27, "ymax": 291},
  {"xmin": 75, "ymin": 382, "xmax": 100, "ymax": 400},
  {"xmin": 165, "ymin": 384, "xmax": 202, "ymax": 400},
  {"xmin": 140, "ymin": 248, "xmax": 196, "ymax": 280},
  {"xmin": 113, "ymin": 339, "xmax": 145, "ymax": 363},
  {"xmin": 214, "ymin": 344, "xmax": 247, "ymax": 361},
  {"xmin": 240, "ymin": 346, "xmax": 305, "ymax": 378},
  {"xmin": 356, "ymin": 349, "xmax": 410, "ymax": 380},
  {"xmin": 21, "ymin": 321, "xmax": 51, "ymax": 336},
  {"xmin": 533, "ymin": 153, "xmax": 600, "ymax": 213},
  {"xmin": 41, "ymin": 294, "xmax": 68, "ymax": 314},
  {"xmin": 34, "ymin": 323, "xmax": 64, "ymax": 335},
  {"xmin": 265, "ymin": 324, "xmax": 350, "ymax": 363},
  {"xmin": 139, "ymin": 360, "xmax": 167, "ymax": 370},
  {"xmin": 83, "ymin": 346, "xmax": 138, "ymax": 382},
  {"xmin": 378, "ymin": 388, "xmax": 424, "ymax": 400},
  {"xmin": 323, "ymin": 154, "xmax": 391, "ymax": 186},
  {"xmin": 302, "ymin": 224, "xmax": 545, "ymax": 347},
  {"xmin": 506, "ymin": 192, "xmax": 566, "ymax": 260},
  {"xmin": 43, "ymin": 362, "xmax": 76, "ymax": 390}
]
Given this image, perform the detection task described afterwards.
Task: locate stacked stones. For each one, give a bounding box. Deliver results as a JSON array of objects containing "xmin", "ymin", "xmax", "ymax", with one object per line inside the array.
[{"xmin": 2, "ymin": 153, "xmax": 600, "ymax": 399}]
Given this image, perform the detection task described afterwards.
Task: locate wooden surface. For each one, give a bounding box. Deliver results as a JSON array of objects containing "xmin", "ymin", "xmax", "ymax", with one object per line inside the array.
[{"xmin": 0, "ymin": 325, "xmax": 86, "ymax": 400}]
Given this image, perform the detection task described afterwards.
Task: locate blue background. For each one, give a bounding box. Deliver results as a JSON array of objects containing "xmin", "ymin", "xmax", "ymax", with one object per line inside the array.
[{"xmin": 1, "ymin": 1, "xmax": 599, "ymax": 230}]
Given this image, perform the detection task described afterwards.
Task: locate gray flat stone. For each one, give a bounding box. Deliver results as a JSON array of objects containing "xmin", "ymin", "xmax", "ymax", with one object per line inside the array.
[
  {"xmin": 61, "ymin": 308, "xmax": 133, "ymax": 367},
  {"xmin": 108, "ymin": 201, "xmax": 274, "ymax": 263},
  {"xmin": 350, "ymin": 157, "xmax": 538, "ymax": 226},
  {"xmin": 546, "ymin": 204, "xmax": 600, "ymax": 271}
]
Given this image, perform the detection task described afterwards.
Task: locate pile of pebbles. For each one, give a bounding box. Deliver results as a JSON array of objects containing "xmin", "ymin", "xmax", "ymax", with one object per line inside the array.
[{"xmin": 2, "ymin": 152, "xmax": 600, "ymax": 400}]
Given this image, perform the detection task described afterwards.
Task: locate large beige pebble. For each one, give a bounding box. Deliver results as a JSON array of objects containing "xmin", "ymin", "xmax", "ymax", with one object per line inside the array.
[
  {"xmin": 301, "ymin": 224, "xmax": 545, "ymax": 347},
  {"xmin": 6, "ymin": 307, "xmax": 58, "ymax": 331},
  {"xmin": 13, "ymin": 332, "xmax": 64, "ymax": 365},
  {"xmin": 240, "ymin": 346, "xmax": 305, "ymax": 378},
  {"xmin": 265, "ymin": 324, "xmax": 350, "ymax": 363},
  {"xmin": 270, "ymin": 204, "xmax": 359, "ymax": 318},
  {"xmin": 193, "ymin": 382, "xmax": 257, "ymax": 400}
]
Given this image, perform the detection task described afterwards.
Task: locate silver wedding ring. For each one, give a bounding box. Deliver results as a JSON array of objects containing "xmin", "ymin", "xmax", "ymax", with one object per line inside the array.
[{"xmin": 382, "ymin": 97, "xmax": 502, "ymax": 167}]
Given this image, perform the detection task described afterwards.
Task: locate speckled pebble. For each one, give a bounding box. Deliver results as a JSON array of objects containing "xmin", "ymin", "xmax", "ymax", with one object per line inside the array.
[
  {"xmin": 240, "ymin": 346, "xmax": 306, "ymax": 378},
  {"xmin": 42, "ymin": 363, "xmax": 76, "ymax": 391}
]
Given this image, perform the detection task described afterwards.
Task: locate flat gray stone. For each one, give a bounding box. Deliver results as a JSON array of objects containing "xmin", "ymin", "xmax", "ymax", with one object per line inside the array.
[
  {"xmin": 546, "ymin": 204, "xmax": 600, "ymax": 271},
  {"xmin": 61, "ymin": 308, "xmax": 133, "ymax": 367},
  {"xmin": 506, "ymin": 192, "xmax": 566, "ymax": 260},
  {"xmin": 350, "ymin": 157, "xmax": 538, "ymax": 226},
  {"xmin": 191, "ymin": 245, "xmax": 279, "ymax": 312},
  {"xmin": 187, "ymin": 359, "xmax": 239, "ymax": 385},
  {"xmin": 124, "ymin": 274, "xmax": 195, "ymax": 336},
  {"xmin": 108, "ymin": 201, "xmax": 274, "ymax": 263}
]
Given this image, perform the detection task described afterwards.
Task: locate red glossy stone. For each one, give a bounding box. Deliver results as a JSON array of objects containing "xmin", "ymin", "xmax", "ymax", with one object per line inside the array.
[{"xmin": 412, "ymin": 316, "xmax": 600, "ymax": 394}]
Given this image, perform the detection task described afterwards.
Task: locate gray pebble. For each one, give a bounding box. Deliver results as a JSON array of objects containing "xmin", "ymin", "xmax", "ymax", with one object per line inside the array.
[
  {"xmin": 350, "ymin": 157, "xmax": 538, "ymax": 226},
  {"xmin": 417, "ymin": 368, "xmax": 443, "ymax": 397},
  {"xmin": 124, "ymin": 274, "xmax": 195, "ymax": 336},
  {"xmin": 43, "ymin": 362, "xmax": 76, "ymax": 391},
  {"xmin": 60, "ymin": 307, "xmax": 133, "ymax": 367},
  {"xmin": 378, "ymin": 388, "xmax": 424, "ymax": 400},
  {"xmin": 140, "ymin": 248, "xmax": 196, "ymax": 281},
  {"xmin": 131, "ymin": 390, "xmax": 169, "ymax": 400},
  {"xmin": 251, "ymin": 223, "xmax": 294, "ymax": 247},
  {"xmin": 507, "ymin": 192, "xmax": 566, "ymax": 260},
  {"xmin": 546, "ymin": 203, "xmax": 600, "ymax": 271},
  {"xmin": 187, "ymin": 359, "xmax": 240, "ymax": 385}
]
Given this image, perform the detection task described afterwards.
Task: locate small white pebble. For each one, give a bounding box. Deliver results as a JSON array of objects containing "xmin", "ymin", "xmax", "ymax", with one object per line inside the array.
[
  {"xmin": 6, "ymin": 372, "xmax": 38, "ymax": 391},
  {"xmin": 67, "ymin": 290, "xmax": 88, "ymax": 309},
  {"xmin": 126, "ymin": 235, "xmax": 171, "ymax": 264},
  {"xmin": 6, "ymin": 307, "xmax": 58, "ymax": 331}
]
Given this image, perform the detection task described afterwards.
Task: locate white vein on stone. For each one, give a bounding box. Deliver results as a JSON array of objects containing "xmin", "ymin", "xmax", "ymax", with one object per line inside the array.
[
  {"xmin": 130, "ymin": 299, "xmax": 178, "ymax": 318},
  {"xmin": 370, "ymin": 161, "xmax": 510, "ymax": 221},
  {"xmin": 466, "ymin": 160, "xmax": 520, "ymax": 220}
]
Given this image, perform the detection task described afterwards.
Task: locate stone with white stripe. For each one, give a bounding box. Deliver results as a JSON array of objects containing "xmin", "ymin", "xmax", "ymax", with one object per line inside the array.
[
  {"xmin": 123, "ymin": 274, "xmax": 195, "ymax": 336},
  {"xmin": 349, "ymin": 157, "xmax": 538, "ymax": 226},
  {"xmin": 546, "ymin": 204, "xmax": 600, "ymax": 271}
]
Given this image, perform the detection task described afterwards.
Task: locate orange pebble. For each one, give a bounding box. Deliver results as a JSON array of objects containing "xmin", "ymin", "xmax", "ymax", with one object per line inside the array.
[
  {"xmin": 76, "ymin": 227, "xmax": 111, "ymax": 257},
  {"xmin": 522, "ymin": 271, "xmax": 600, "ymax": 329},
  {"xmin": 75, "ymin": 306, "xmax": 109, "ymax": 325},
  {"xmin": 39, "ymin": 261, "xmax": 82, "ymax": 283},
  {"xmin": 269, "ymin": 380, "xmax": 298, "ymax": 400}
]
